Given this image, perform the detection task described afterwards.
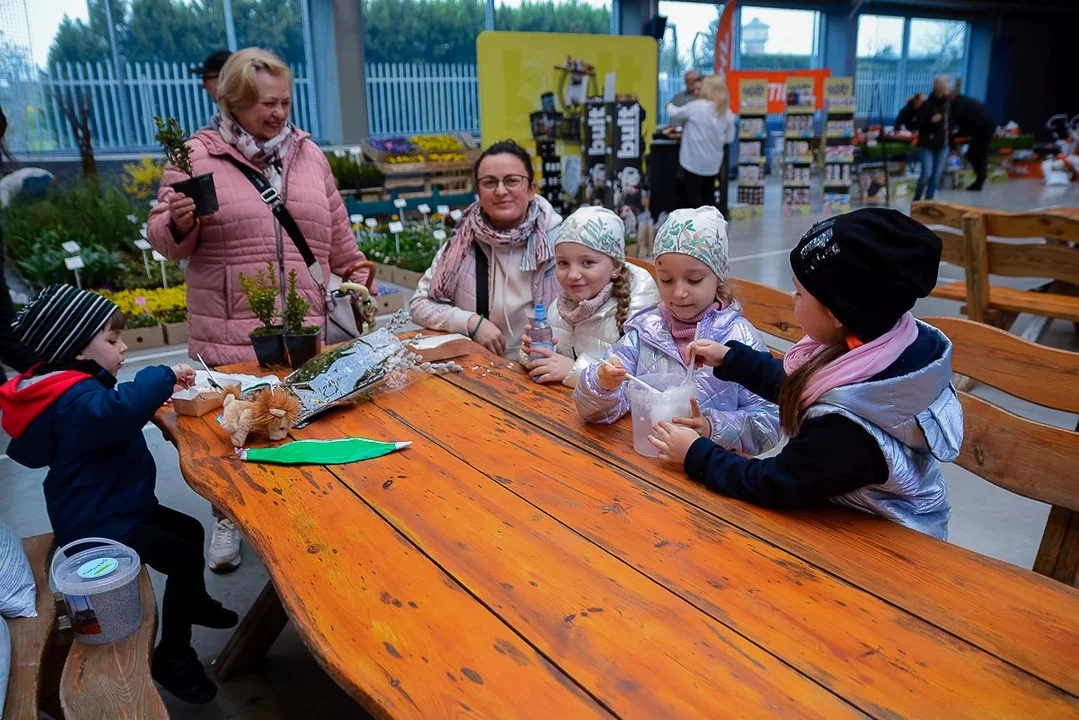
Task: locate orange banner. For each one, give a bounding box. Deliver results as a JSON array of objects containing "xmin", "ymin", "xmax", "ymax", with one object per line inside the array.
[
  {"xmin": 713, "ymin": 1, "xmax": 736, "ymax": 80},
  {"xmin": 728, "ymin": 69, "xmax": 831, "ymax": 114}
]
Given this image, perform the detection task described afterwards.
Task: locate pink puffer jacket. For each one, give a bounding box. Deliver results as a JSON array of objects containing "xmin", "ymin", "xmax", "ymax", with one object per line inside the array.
[{"xmin": 147, "ymin": 128, "xmax": 369, "ymax": 365}]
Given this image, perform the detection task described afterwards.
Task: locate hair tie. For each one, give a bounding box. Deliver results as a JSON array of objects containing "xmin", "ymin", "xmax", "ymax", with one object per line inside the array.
[{"xmin": 846, "ymin": 335, "xmax": 864, "ymax": 351}]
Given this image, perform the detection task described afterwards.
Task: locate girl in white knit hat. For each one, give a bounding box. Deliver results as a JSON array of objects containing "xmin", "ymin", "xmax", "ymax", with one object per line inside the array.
[{"xmin": 520, "ymin": 206, "xmax": 658, "ymax": 388}]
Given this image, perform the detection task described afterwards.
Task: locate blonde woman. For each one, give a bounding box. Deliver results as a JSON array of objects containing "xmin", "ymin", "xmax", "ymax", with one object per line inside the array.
[{"xmin": 666, "ymin": 76, "xmax": 736, "ymax": 208}]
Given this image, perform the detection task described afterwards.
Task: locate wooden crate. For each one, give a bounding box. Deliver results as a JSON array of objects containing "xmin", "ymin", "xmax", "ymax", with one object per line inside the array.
[
  {"xmin": 122, "ymin": 324, "xmax": 166, "ymax": 351},
  {"xmin": 162, "ymin": 322, "xmax": 189, "ymax": 346}
]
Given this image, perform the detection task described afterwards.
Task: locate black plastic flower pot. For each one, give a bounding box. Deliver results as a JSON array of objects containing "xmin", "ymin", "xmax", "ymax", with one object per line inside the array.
[
  {"xmin": 171, "ymin": 172, "xmax": 219, "ymax": 216},
  {"xmin": 285, "ymin": 332, "xmax": 322, "ymax": 369},
  {"xmin": 250, "ymin": 329, "xmax": 286, "ymax": 368}
]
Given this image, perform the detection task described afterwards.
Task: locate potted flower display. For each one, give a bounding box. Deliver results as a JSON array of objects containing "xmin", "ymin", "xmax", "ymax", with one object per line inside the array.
[
  {"xmin": 239, "ymin": 261, "xmax": 286, "ymax": 367},
  {"xmin": 282, "ymin": 269, "xmax": 322, "ymax": 368},
  {"xmin": 154, "ymin": 116, "xmax": 219, "ymax": 216}
]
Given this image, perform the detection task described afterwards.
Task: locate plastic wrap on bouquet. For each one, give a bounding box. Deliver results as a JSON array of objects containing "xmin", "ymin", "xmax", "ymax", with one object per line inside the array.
[{"xmin": 283, "ymin": 329, "xmax": 413, "ymax": 428}]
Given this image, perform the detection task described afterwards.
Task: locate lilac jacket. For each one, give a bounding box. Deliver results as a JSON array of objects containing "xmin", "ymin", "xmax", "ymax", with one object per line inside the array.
[{"xmin": 574, "ymin": 303, "xmax": 781, "ymax": 455}]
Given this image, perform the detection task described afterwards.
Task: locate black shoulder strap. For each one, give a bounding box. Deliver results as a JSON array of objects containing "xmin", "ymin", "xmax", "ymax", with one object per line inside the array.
[
  {"xmin": 225, "ymin": 157, "xmax": 319, "ymax": 273},
  {"xmin": 474, "ymin": 243, "xmax": 489, "ymax": 319}
]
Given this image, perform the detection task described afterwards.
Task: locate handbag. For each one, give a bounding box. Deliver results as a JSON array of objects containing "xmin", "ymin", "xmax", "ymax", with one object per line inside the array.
[{"xmin": 226, "ymin": 157, "xmax": 376, "ymax": 343}]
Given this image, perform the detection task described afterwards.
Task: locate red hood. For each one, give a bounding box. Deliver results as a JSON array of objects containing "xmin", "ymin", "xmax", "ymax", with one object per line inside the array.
[{"xmin": 0, "ymin": 369, "xmax": 92, "ymax": 439}]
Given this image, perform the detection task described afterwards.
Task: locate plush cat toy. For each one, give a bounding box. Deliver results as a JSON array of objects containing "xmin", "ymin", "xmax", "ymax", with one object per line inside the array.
[{"xmin": 219, "ymin": 385, "xmax": 301, "ymax": 448}]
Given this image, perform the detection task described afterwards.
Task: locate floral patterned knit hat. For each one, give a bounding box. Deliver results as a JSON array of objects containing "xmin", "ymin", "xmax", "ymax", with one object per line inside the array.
[
  {"xmin": 653, "ymin": 206, "xmax": 730, "ymax": 282},
  {"xmin": 554, "ymin": 205, "xmax": 626, "ymax": 263}
]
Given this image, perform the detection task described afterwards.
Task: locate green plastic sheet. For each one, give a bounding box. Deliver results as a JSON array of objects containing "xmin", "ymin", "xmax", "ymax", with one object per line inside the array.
[{"xmin": 240, "ymin": 437, "xmax": 411, "ymax": 465}]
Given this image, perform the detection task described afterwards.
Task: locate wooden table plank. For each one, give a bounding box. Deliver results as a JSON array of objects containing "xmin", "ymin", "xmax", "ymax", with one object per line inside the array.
[
  {"xmin": 441, "ymin": 349, "xmax": 1079, "ymax": 696},
  {"xmin": 368, "ymin": 375, "xmax": 1079, "ymax": 717},
  {"xmin": 295, "ymin": 401, "xmax": 864, "ymax": 719},
  {"xmin": 154, "ymin": 410, "xmax": 612, "ymax": 720}
]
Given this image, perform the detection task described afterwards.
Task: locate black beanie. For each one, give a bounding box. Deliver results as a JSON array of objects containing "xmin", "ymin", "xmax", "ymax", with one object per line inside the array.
[
  {"xmin": 790, "ymin": 208, "xmax": 942, "ymax": 340},
  {"xmin": 12, "ymin": 284, "xmax": 118, "ymax": 365}
]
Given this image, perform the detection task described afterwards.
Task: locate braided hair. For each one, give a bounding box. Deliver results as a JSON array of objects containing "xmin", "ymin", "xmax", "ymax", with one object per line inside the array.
[{"xmin": 612, "ymin": 263, "xmax": 632, "ymax": 336}]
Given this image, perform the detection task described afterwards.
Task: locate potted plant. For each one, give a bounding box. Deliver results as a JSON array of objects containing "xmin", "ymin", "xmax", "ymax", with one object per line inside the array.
[
  {"xmin": 154, "ymin": 116, "xmax": 218, "ymax": 216},
  {"xmin": 282, "ymin": 268, "xmax": 321, "ymax": 368},
  {"xmin": 239, "ymin": 261, "xmax": 286, "ymax": 367}
]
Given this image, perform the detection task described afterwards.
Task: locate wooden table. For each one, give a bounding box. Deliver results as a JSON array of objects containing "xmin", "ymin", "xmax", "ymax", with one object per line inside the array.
[{"xmin": 155, "ymin": 342, "xmax": 1079, "ymax": 719}]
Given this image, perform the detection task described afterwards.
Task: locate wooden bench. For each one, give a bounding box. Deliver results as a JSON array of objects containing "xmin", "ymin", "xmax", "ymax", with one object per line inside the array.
[
  {"xmin": 924, "ymin": 316, "xmax": 1079, "ymax": 588},
  {"xmin": 728, "ymin": 276, "xmax": 803, "ymax": 357},
  {"xmin": 912, "ymin": 201, "xmax": 1079, "ymax": 336},
  {"xmin": 3, "ymin": 534, "xmax": 168, "ymax": 719}
]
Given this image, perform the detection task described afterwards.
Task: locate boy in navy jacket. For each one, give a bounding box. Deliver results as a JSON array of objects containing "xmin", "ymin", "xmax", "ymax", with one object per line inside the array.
[{"xmin": 0, "ymin": 284, "xmax": 236, "ymax": 704}]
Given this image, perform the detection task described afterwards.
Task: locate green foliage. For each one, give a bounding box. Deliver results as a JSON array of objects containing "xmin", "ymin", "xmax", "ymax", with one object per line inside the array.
[
  {"xmin": 13, "ymin": 232, "xmax": 124, "ymax": 290},
  {"xmin": 282, "ymin": 268, "xmax": 315, "ymax": 334},
  {"xmin": 360, "ymin": 225, "xmax": 442, "ymax": 273},
  {"xmin": 154, "ymin": 116, "xmax": 193, "ymax": 177},
  {"xmin": 238, "ymin": 261, "xmax": 280, "ymax": 330},
  {"xmin": 326, "ymin": 154, "xmax": 384, "ymax": 191}
]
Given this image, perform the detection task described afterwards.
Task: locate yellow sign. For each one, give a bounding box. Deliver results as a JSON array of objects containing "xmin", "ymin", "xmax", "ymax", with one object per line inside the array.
[
  {"xmin": 824, "ymin": 76, "xmax": 856, "ymax": 113},
  {"xmin": 738, "ymin": 79, "xmax": 768, "ymax": 116},
  {"xmin": 476, "ymin": 31, "xmax": 658, "ymax": 150}
]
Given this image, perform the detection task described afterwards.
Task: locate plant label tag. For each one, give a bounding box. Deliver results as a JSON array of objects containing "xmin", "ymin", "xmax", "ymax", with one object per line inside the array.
[
  {"xmin": 64, "ymin": 256, "xmax": 85, "ymax": 271},
  {"xmin": 433, "ymin": 229, "xmax": 447, "ymax": 241},
  {"xmin": 393, "ymin": 198, "xmax": 407, "ymax": 209},
  {"xmin": 437, "ymin": 204, "xmax": 450, "ymax": 215},
  {"xmin": 365, "ymin": 218, "xmax": 378, "ymax": 228},
  {"xmin": 388, "ymin": 221, "xmax": 405, "ymax": 234},
  {"xmin": 62, "ymin": 241, "xmax": 81, "ymax": 254},
  {"xmin": 417, "ymin": 204, "xmax": 431, "ymax": 214},
  {"xmin": 450, "ymin": 209, "xmax": 464, "ymax": 222},
  {"xmin": 134, "ymin": 239, "xmax": 152, "ymax": 250},
  {"xmin": 350, "ymin": 214, "xmax": 363, "ymax": 224},
  {"xmin": 152, "ymin": 250, "xmax": 167, "ymax": 262}
]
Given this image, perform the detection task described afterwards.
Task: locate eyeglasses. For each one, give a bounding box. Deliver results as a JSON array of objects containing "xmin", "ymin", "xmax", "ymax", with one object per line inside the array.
[{"xmin": 477, "ymin": 174, "xmax": 530, "ymax": 192}]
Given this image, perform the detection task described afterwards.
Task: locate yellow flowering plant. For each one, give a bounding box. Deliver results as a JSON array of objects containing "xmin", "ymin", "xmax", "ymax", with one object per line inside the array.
[
  {"xmin": 121, "ymin": 155, "xmax": 165, "ymax": 200},
  {"xmin": 99, "ymin": 285, "xmax": 188, "ymax": 327}
]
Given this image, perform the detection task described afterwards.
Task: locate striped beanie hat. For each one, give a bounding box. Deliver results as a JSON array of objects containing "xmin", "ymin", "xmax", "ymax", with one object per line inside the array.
[{"xmin": 13, "ymin": 284, "xmax": 118, "ymax": 365}]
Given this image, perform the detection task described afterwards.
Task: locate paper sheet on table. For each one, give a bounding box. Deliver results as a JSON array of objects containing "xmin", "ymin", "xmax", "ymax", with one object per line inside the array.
[
  {"xmin": 192, "ymin": 370, "xmax": 280, "ymax": 393},
  {"xmin": 407, "ymin": 333, "xmax": 469, "ymax": 350}
]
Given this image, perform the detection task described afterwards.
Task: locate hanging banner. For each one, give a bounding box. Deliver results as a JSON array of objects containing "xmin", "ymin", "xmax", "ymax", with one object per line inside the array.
[
  {"xmin": 613, "ymin": 99, "xmax": 644, "ymax": 230},
  {"xmin": 728, "ymin": 69, "xmax": 831, "ymax": 114},
  {"xmin": 713, "ymin": 1, "xmax": 736, "ymax": 81},
  {"xmin": 583, "ymin": 97, "xmax": 609, "ymax": 206}
]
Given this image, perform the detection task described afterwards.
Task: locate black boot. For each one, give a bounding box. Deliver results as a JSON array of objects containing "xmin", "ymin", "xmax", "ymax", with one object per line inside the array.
[
  {"xmin": 192, "ymin": 598, "xmax": 239, "ymax": 630},
  {"xmin": 152, "ymin": 646, "xmax": 217, "ymax": 704}
]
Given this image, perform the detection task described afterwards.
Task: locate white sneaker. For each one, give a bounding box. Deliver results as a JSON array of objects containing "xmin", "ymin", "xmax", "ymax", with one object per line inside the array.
[{"xmin": 208, "ymin": 518, "xmax": 242, "ymax": 572}]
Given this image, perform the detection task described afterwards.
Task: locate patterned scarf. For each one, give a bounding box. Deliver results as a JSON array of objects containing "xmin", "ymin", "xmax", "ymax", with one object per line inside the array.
[
  {"xmin": 211, "ymin": 112, "xmax": 294, "ymax": 191},
  {"xmin": 431, "ymin": 199, "xmax": 555, "ymax": 304},
  {"xmin": 557, "ymin": 282, "xmax": 614, "ymax": 327}
]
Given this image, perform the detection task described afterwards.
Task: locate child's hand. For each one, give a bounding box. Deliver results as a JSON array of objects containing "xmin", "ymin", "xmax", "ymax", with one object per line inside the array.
[
  {"xmin": 524, "ymin": 347, "xmax": 574, "ymax": 384},
  {"xmin": 672, "ymin": 397, "xmax": 712, "ymax": 438},
  {"xmin": 520, "ymin": 323, "xmax": 534, "ymax": 358},
  {"xmin": 171, "ymin": 363, "xmax": 196, "ymax": 391},
  {"xmin": 684, "ymin": 339, "xmax": 729, "ymax": 368},
  {"xmin": 648, "ymin": 420, "xmax": 701, "ymax": 465},
  {"xmin": 597, "ymin": 356, "xmax": 627, "ymax": 390}
]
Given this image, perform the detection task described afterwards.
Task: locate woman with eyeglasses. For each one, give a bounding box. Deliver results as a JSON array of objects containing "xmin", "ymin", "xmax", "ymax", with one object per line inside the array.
[{"xmin": 410, "ymin": 140, "xmax": 563, "ymax": 358}]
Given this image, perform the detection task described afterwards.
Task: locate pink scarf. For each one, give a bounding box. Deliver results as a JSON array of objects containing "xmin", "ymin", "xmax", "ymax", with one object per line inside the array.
[
  {"xmin": 557, "ymin": 282, "xmax": 613, "ymax": 327},
  {"xmin": 783, "ymin": 312, "xmax": 919, "ymax": 409},
  {"xmin": 659, "ymin": 302, "xmax": 720, "ymax": 357}
]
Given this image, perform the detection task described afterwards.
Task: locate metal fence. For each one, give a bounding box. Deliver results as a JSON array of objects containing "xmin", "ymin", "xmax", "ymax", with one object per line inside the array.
[
  {"xmin": 3, "ymin": 60, "xmax": 316, "ymax": 154},
  {"xmin": 365, "ymin": 63, "xmax": 480, "ymax": 137},
  {"xmin": 854, "ymin": 64, "xmax": 963, "ymax": 121}
]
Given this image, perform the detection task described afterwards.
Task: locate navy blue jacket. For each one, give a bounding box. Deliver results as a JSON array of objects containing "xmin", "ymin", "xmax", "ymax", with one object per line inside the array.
[{"xmin": 0, "ymin": 362, "xmax": 176, "ymax": 546}]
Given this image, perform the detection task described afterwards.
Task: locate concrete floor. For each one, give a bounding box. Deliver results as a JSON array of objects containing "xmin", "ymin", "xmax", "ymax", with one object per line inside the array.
[{"xmin": 1, "ymin": 176, "xmax": 1075, "ymax": 718}]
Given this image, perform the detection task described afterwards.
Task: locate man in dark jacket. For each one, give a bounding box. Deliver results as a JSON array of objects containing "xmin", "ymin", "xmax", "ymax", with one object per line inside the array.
[
  {"xmin": 913, "ymin": 78, "xmax": 951, "ymax": 201},
  {"xmin": 894, "ymin": 93, "xmax": 925, "ymax": 132},
  {"xmin": 0, "ymin": 284, "xmax": 236, "ymax": 705},
  {"xmin": 950, "ymin": 92, "xmax": 997, "ymax": 191}
]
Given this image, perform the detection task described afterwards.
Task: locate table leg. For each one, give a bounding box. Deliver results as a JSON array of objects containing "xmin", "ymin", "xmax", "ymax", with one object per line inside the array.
[{"xmin": 212, "ymin": 580, "xmax": 288, "ymax": 681}]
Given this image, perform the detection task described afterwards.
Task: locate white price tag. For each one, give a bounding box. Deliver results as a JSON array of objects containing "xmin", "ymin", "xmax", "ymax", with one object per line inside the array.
[
  {"xmin": 139, "ymin": 225, "xmax": 147, "ymax": 238},
  {"xmin": 417, "ymin": 204, "xmax": 431, "ymax": 214},
  {"xmin": 433, "ymin": 229, "xmax": 447, "ymax": 241},
  {"xmin": 127, "ymin": 214, "xmax": 138, "ymax": 223},
  {"xmin": 61, "ymin": 241, "xmax": 81, "ymax": 254},
  {"xmin": 152, "ymin": 250, "xmax": 167, "ymax": 262},
  {"xmin": 64, "ymin": 256, "xmax": 85, "ymax": 271},
  {"xmin": 349, "ymin": 213, "xmax": 363, "ymax": 224},
  {"xmin": 437, "ymin": 204, "xmax": 450, "ymax": 215},
  {"xmin": 393, "ymin": 198, "xmax": 407, "ymax": 209},
  {"xmin": 134, "ymin": 239, "xmax": 152, "ymax": 250},
  {"xmin": 388, "ymin": 221, "xmax": 404, "ymax": 233},
  {"xmin": 365, "ymin": 218, "xmax": 378, "ymax": 228},
  {"xmin": 450, "ymin": 209, "xmax": 464, "ymax": 222}
]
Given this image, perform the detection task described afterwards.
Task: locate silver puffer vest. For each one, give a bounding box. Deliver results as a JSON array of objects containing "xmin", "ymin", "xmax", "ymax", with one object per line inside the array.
[{"xmin": 804, "ymin": 322, "xmax": 963, "ymax": 539}]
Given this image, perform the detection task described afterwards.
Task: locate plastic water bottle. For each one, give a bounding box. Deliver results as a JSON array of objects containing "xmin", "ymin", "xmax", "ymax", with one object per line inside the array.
[{"xmin": 530, "ymin": 303, "xmax": 555, "ymax": 373}]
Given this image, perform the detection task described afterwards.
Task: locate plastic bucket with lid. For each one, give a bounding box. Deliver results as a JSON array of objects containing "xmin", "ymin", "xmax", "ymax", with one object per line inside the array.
[
  {"xmin": 627, "ymin": 373, "xmax": 695, "ymax": 457},
  {"xmin": 50, "ymin": 537, "xmax": 142, "ymax": 645}
]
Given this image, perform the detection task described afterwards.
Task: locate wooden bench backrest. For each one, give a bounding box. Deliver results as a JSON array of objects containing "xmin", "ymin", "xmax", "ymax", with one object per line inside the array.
[
  {"xmin": 978, "ymin": 210, "xmax": 1079, "ymax": 286},
  {"xmin": 3, "ymin": 534, "xmax": 58, "ymax": 720},
  {"xmin": 625, "ymin": 256, "xmax": 658, "ymax": 284},
  {"xmin": 911, "ymin": 201, "xmax": 968, "ymax": 267},
  {"xmin": 728, "ymin": 277, "xmax": 804, "ymax": 344},
  {"xmin": 924, "ymin": 316, "xmax": 1079, "ymax": 511}
]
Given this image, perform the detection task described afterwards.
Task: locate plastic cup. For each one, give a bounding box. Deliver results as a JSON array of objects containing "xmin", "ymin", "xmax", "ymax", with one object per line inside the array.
[{"xmin": 627, "ymin": 373, "xmax": 695, "ymax": 457}]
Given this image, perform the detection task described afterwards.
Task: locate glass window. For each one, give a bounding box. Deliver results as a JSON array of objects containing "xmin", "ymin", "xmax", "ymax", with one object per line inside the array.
[
  {"xmin": 494, "ymin": 0, "xmax": 611, "ymax": 35},
  {"xmin": 657, "ymin": 0, "xmax": 720, "ymax": 122},
  {"xmin": 738, "ymin": 7, "xmax": 821, "ymax": 70},
  {"xmin": 855, "ymin": 14, "xmax": 969, "ymax": 122}
]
